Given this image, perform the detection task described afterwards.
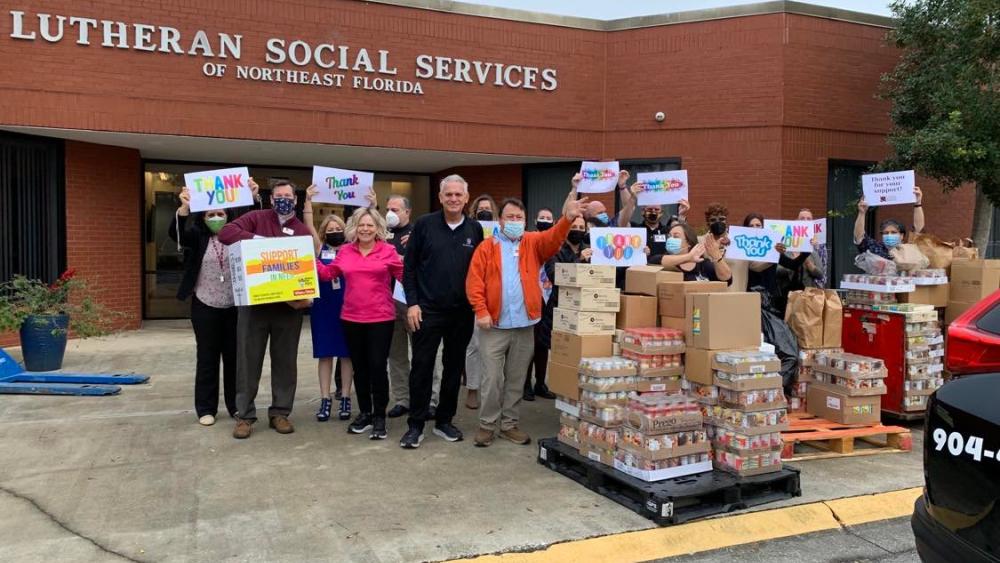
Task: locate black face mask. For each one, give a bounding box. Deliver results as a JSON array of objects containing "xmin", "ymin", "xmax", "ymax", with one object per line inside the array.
[
  {"xmin": 567, "ymin": 230, "xmax": 587, "ymax": 245},
  {"xmin": 644, "ymin": 212, "xmax": 660, "ymax": 223},
  {"xmin": 476, "ymin": 210, "xmax": 493, "ymax": 221},
  {"xmin": 536, "ymin": 220, "xmax": 553, "ymax": 232},
  {"xmin": 709, "ymin": 221, "xmax": 727, "ymax": 236},
  {"xmin": 325, "ymin": 232, "xmax": 346, "ymax": 247}
]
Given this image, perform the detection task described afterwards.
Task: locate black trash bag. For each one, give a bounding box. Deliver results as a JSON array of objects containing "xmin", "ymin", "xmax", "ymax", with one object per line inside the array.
[{"xmin": 752, "ymin": 286, "xmax": 800, "ymax": 391}]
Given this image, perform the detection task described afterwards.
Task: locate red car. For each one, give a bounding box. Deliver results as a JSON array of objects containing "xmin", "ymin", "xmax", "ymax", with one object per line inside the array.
[{"xmin": 911, "ymin": 289, "xmax": 1000, "ymax": 562}]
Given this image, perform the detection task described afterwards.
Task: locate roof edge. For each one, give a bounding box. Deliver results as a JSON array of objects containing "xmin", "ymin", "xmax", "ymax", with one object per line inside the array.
[{"xmin": 361, "ymin": 0, "xmax": 895, "ymax": 30}]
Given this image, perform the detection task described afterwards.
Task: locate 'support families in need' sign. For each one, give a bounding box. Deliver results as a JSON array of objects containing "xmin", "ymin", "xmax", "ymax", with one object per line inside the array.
[{"xmin": 229, "ymin": 236, "xmax": 319, "ymax": 306}]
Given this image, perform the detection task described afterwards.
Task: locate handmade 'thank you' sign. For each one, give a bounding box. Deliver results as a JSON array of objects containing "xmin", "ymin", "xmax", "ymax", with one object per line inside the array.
[
  {"xmin": 763, "ymin": 220, "xmax": 814, "ymax": 252},
  {"xmin": 577, "ymin": 161, "xmax": 620, "ymax": 194},
  {"xmin": 726, "ymin": 226, "xmax": 782, "ymax": 264},
  {"xmin": 589, "ymin": 228, "xmax": 647, "ymax": 267},
  {"xmin": 636, "ymin": 170, "xmax": 688, "ymax": 206},
  {"xmin": 184, "ymin": 167, "xmax": 254, "ymax": 212},
  {"xmin": 311, "ymin": 166, "xmax": 375, "ymax": 207},
  {"xmin": 862, "ymin": 170, "xmax": 916, "ymax": 207}
]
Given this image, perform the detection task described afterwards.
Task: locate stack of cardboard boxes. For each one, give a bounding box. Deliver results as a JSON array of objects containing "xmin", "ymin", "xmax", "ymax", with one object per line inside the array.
[
  {"xmin": 900, "ymin": 307, "xmax": 945, "ymax": 411},
  {"xmin": 550, "ymin": 264, "xmax": 618, "ymax": 450},
  {"xmin": 807, "ymin": 351, "xmax": 887, "ymax": 424},
  {"xmin": 792, "ymin": 347, "xmax": 843, "ymax": 413},
  {"xmin": 946, "ymin": 260, "xmax": 1000, "ymax": 324}
]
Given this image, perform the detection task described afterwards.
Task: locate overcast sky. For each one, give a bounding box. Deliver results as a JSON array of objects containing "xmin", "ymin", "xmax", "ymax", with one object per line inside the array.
[{"xmin": 459, "ymin": 0, "xmax": 893, "ymax": 18}]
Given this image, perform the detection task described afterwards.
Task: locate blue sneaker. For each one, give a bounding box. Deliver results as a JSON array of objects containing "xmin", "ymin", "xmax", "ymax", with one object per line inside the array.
[{"xmin": 316, "ymin": 398, "xmax": 332, "ymax": 422}]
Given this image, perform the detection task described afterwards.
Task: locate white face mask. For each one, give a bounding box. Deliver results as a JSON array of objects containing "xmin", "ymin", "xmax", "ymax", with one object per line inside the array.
[{"xmin": 385, "ymin": 210, "xmax": 400, "ymax": 229}]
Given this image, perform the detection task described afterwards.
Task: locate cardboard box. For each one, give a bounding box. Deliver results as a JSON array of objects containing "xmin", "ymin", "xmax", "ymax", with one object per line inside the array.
[
  {"xmin": 657, "ymin": 281, "xmax": 729, "ymax": 318},
  {"xmin": 558, "ymin": 287, "xmax": 621, "ymax": 312},
  {"xmin": 713, "ymin": 356, "xmax": 782, "ymax": 376},
  {"xmin": 555, "ymin": 397, "xmax": 581, "ymax": 418},
  {"xmin": 626, "ymin": 410, "xmax": 703, "ymax": 434},
  {"xmin": 617, "ymin": 295, "xmax": 658, "ymax": 329},
  {"xmin": 613, "ymin": 458, "xmax": 713, "ymax": 482},
  {"xmin": 549, "ymin": 331, "xmax": 613, "ymax": 367},
  {"xmin": 547, "ymin": 361, "xmax": 580, "ymax": 400},
  {"xmin": 949, "ymin": 260, "xmax": 1000, "ymax": 303},
  {"xmin": 945, "ymin": 300, "xmax": 974, "ymax": 325},
  {"xmin": 714, "ymin": 375, "xmax": 784, "ymax": 392},
  {"xmin": 553, "ymin": 307, "xmax": 617, "ymax": 335},
  {"xmin": 625, "ymin": 266, "xmax": 683, "ymax": 296},
  {"xmin": 807, "ymin": 385, "xmax": 880, "ymax": 425},
  {"xmin": 555, "ymin": 263, "xmax": 617, "ymax": 288},
  {"xmin": 228, "ymin": 236, "xmax": 319, "ymax": 306},
  {"xmin": 685, "ymin": 347, "xmax": 714, "ymax": 386},
  {"xmin": 659, "ymin": 315, "xmax": 687, "ymax": 333},
  {"xmin": 635, "ymin": 376, "xmax": 684, "ymax": 393},
  {"xmin": 899, "ymin": 284, "xmax": 950, "ymax": 307},
  {"xmin": 580, "ymin": 445, "xmax": 615, "ymax": 466},
  {"xmin": 686, "ymin": 292, "xmax": 761, "ymax": 350}
]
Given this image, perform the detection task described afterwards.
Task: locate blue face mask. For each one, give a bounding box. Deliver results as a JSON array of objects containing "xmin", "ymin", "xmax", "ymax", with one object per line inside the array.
[
  {"xmin": 665, "ymin": 237, "xmax": 683, "ymax": 255},
  {"xmin": 883, "ymin": 233, "xmax": 902, "ymax": 248},
  {"xmin": 502, "ymin": 221, "xmax": 525, "ymax": 240},
  {"xmin": 273, "ymin": 197, "xmax": 295, "ymax": 217},
  {"xmin": 595, "ymin": 212, "xmax": 610, "ymax": 226}
]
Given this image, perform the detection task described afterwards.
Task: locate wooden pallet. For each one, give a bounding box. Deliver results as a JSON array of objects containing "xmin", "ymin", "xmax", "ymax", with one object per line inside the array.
[{"xmin": 781, "ymin": 413, "xmax": 912, "ymax": 461}]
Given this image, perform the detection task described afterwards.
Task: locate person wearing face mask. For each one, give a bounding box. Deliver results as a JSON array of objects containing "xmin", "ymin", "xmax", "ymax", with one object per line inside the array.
[
  {"xmin": 854, "ymin": 187, "xmax": 925, "ymax": 260},
  {"xmin": 464, "ymin": 194, "xmax": 499, "ymax": 410},
  {"xmin": 534, "ymin": 208, "xmax": 554, "ymax": 232},
  {"xmin": 742, "ymin": 213, "xmax": 810, "ymax": 308},
  {"xmin": 617, "ymin": 178, "xmax": 690, "ymax": 263},
  {"xmin": 301, "ymin": 185, "xmax": 356, "ymax": 423},
  {"xmin": 465, "ymin": 191, "xmax": 585, "ymax": 447},
  {"xmin": 218, "ymin": 180, "xmax": 313, "ymax": 439},
  {"xmin": 525, "ymin": 215, "xmax": 594, "ymax": 402},
  {"xmin": 661, "ymin": 222, "xmax": 732, "ymax": 283},
  {"xmin": 777, "ymin": 208, "xmax": 827, "ymax": 294},
  {"xmin": 384, "ymin": 195, "xmax": 443, "ymax": 420},
  {"xmin": 170, "ymin": 180, "xmax": 260, "ymax": 427}
]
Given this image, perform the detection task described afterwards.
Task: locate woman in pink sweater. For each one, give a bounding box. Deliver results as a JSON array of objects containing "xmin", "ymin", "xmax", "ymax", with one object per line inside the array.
[{"xmin": 316, "ymin": 207, "xmax": 403, "ymax": 440}]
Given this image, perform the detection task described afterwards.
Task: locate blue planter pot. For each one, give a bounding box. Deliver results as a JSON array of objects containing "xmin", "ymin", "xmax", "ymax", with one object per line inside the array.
[{"xmin": 19, "ymin": 314, "xmax": 69, "ymax": 372}]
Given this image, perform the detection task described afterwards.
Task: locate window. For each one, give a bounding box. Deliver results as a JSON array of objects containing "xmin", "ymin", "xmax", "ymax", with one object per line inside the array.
[{"xmin": 976, "ymin": 302, "xmax": 1000, "ymax": 336}]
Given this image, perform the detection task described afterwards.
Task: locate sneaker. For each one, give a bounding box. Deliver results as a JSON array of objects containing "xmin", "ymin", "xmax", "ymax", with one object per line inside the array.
[
  {"xmin": 370, "ymin": 416, "xmax": 387, "ymax": 440},
  {"xmin": 387, "ymin": 404, "xmax": 409, "ymax": 418},
  {"xmin": 427, "ymin": 406, "xmax": 437, "ymax": 421},
  {"xmin": 474, "ymin": 427, "xmax": 495, "ymax": 447},
  {"xmin": 233, "ymin": 419, "xmax": 253, "ymax": 439},
  {"xmin": 348, "ymin": 413, "xmax": 373, "ymax": 434},
  {"xmin": 269, "ymin": 415, "xmax": 295, "ymax": 434},
  {"xmin": 316, "ymin": 398, "xmax": 332, "ymax": 422},
  {"xmin": 400, "ymin": 427, "xmax": 424, "ymax": 449},
  {"xmin": 433, "ymin": 423, "xmax": 464, "ymax": 442},
  {"xmin": 198, "ymin": 414, "xmax": 216, "ymax": 426},
  {"xmin": 338, "ymin": 397, "xmax": 352, "ymax": 421},
  {"xmin": 500, "ymin": 427, "xmax": 531, "ymax": 445}
]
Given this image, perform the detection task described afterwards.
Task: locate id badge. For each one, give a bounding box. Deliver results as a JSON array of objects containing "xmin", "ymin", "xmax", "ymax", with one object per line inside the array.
[
  {"xmin": 321, "ymin": 250, "xmax": 335, "ymax": 261},
  {"xmin": 654, "ymin": 234, "xmax": 667, "ymax": 243},
  {"xmin": 282, "ymin": 227, "xmax": 294, "ymax": 236},
  {"xmin": 331, "ymin": 278, "xmax": 341, "ymax": 290}
]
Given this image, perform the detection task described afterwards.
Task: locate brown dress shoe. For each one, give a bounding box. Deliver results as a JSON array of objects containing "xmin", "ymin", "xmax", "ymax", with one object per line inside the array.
[
  {"xmin": 233, "ymin": 419, "xmax": 253, "ymax": 439},
  {"xmin": 465, "ymin": 389, "xmax": 480, "ymax": 410},
  {"xmin": 474, "ymin": 427, "xmax": 494, "ymax": 447},
  {"xmin": 269, "ymin": 415, "xmax": 295, "ymax": 434},
  {"xmin": 500, "ymin": 427, "xmax": 531, "ymax": 445}
]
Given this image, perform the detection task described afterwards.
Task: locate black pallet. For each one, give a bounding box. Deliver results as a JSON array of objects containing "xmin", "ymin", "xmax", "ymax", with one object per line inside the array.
[{"xmin": 538, "ymin": 438, "xmax": 801, "ymax": 526}]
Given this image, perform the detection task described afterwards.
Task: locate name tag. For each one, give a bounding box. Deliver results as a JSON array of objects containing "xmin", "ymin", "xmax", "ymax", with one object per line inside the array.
[
  {"xmin": 386, "ymin": 232, "xmax": 394, "ymax": 240},
  {"xmin": 282, "ymin": 227, "xmax": 294, "ymax": 236},
  {"xmin": 321, "ymin": 250, "xmax": 335, "ymax": 261},
  {"xmin": 654, "ymin": 234, "xmax": 667, "ymax": 243},
  {"xmin": 331, "ymin": 278, "xmax": 341, "ymax": 290},
  {"xmin": 513, "ymin": 248, "xmax": 519, "ymax": 258}
]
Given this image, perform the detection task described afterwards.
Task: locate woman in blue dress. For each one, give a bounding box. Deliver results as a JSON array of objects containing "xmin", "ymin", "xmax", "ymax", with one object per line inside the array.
[{"xmin": 304, "ymin": 188, "xmax": 354, "ymax": 421}]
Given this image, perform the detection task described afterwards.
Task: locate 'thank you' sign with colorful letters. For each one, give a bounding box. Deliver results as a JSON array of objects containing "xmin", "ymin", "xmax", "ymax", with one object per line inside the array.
[
  {"xmin": 184, "ymin": 167, "xmax": 254, "ymax": 212},
  {"xmin": 636, "ymin": 170, "xmax": 689, "ymax": 206},
  {"xmin": 763, "ymin": 220, "xmax": 814, "ymax": 252},
  {"xmin": 577, "ymin": 161, "xmax": 620, "ymax": 194},
  {"xmin": 725, "ymin": 226, "xmax": 782, "ymax": 264},
  {"xmin": 311, "ymin": 166, "xmax": 375, "ymax": 207},
  {"xmin": 229, "ymin": 236, "xmax": 319, "ymax": 306},
  {"xmin": 589, "ymin": 228, "xmax": 647, "ymax": 267}
]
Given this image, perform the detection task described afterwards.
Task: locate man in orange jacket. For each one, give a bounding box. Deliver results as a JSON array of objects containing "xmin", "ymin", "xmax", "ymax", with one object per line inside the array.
[{"xmin": 466, "ymin": 189, "xmax": 588, "ymax": 446}]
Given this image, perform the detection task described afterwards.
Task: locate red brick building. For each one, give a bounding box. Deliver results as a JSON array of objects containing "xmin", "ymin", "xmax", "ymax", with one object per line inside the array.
[{"xmin": 0, "ymin": 0, "xmax": 977, "ymax": 342}]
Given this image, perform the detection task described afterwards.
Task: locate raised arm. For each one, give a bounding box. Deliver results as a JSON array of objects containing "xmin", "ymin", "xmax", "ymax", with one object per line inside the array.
[
  {"xmin": 616, "ymin": 170, "xmax": 634, "ymax": 227},
  {"xmin": 853, "ymin": 197, "xmax": 869, "ymax": 245},
  {"xmin": 302, "ymin": 184, "xmax": 323, "ymax": 252},
  {"xmin": 913, "ymin": 186, "xmax": 925, "ymax": 234}
]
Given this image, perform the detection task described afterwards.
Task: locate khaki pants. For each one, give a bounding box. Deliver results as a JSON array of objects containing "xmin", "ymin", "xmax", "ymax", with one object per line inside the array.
[
  {"xmin": 465, "ymin": 325, "xmax": 483, "ymax": 390},
  {"xmin": 389, "ymin": 318, "xmax": 441, "ymax": 408},
  {"xmin": 478, "ymin": 325, "xmax": 535, "ymax": 431}
]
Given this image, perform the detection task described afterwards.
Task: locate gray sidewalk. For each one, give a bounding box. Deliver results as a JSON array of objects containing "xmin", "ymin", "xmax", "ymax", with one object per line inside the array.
[{"xmin": 0, "ymin": 321, "xmax": 925, "ymax": 562}]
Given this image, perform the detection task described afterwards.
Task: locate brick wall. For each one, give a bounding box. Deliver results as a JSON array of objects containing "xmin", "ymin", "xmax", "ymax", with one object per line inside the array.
[{"xmin": 433, "ymin": 164, "xmax": 524, "ymax": 210}]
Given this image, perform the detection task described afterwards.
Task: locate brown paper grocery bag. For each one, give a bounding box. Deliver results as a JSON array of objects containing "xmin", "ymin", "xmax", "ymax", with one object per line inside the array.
[
  {"xmin": 911, "ymin": 233, "xmax": 954, "ymax": 269},
  {"xmin": 893, "ymin": 243, "xmax": 930, "ymax": 271},
  {"xmin": 787, "ymin": 288, "xmax": 824, "ymax": 348},
  {"xmin": 822, "ymin": 290, "xmax": 843, "ymax": 348}
]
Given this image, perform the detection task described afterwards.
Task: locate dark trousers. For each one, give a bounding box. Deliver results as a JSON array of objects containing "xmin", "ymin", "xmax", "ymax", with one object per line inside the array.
[
  {"xmin": 526, "ymin": 346, "xmax": 549, "ymax": 390},
  {"xmin": 235, "ymin": 303, "xmax": 304, "ymax": 421},
  {"xmin": 191, "ymin": 297, "xmax": 238, "ymax": 417},
  {"xmin": 408, "ymin": 308, "xmax": 474, "ymax": 429},
  {"xmin": 342, "ymin": 320, "xmax": 394, "ymax": 417}
]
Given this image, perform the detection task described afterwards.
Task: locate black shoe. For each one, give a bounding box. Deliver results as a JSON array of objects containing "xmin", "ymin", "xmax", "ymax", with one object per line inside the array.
[
  {"xmin": 534, "ymin": 384, "xmax": 556, "ymax": 400},
  {"xmin": 523, "ymin": 386, "xmax": 536, "ymax": 401},
  {"xmin": 370, "ymin": 416, "xmax": 387, "ymax": 440},
  {"xmin": 427, "ymin": 406, "xmax": 437, "ymax": 421},
  {"xmin": 334, "ymin": 389, "xmax": 343, "ymax": 400},
  {"xmin": 387, "ymin": 404, "xmax": 409, "ymax": 418},
  {"xmin": 433, "ymin": 422, "xmax": 464, "ymax": 442},
  {"xmin": 400, "ymin": 427, "xmax": 424, "ymax": 449},
  {"xmin": 348, "ymin": 413, "xmax": 373, "ymax": 434}
]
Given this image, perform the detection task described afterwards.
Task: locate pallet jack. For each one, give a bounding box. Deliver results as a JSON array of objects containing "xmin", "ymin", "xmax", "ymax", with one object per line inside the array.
[{"xmin": 0, "ymin": 348, "xmax": 148, "ymax": 396}]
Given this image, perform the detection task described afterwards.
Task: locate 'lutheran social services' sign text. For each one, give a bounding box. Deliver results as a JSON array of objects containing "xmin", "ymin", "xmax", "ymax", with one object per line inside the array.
[
  {"xmin": 310, "ymin": 166, "xmax": 373, "ymax": 207},
  {"xmin": 862, "ymin": 170, "xmax": 916, "ymax": 207},
  {"xmin": 184, "ymin": 166, "xmax": 254, "ymax": 211}
]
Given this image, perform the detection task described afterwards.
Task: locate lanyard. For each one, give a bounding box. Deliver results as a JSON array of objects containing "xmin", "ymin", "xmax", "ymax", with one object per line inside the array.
[{"xmin": 210, "ymin": 237, "xmax": 227, "ymax": 282}]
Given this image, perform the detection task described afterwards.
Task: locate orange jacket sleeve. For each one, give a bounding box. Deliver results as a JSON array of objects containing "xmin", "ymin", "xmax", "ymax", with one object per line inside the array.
[
  {"xmin": 533, "ymin": 216, "xmax": 573, "ymax": 262},
  {"xmin": 465, "ymin": 242, "xmax": 490, "ymax": 319}
]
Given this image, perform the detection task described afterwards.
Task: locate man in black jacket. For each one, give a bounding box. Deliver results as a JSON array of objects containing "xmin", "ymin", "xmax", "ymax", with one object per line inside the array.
[{"xmin": 399, "ymin": 174, "xmax": 484, "ymax": 449}]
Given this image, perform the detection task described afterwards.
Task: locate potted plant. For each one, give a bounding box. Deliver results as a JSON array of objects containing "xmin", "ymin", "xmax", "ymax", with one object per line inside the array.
[{"xmin": 0, "ymin": 269, "xmax": 123, "ymax": 371}]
